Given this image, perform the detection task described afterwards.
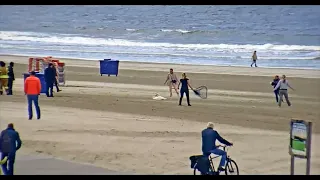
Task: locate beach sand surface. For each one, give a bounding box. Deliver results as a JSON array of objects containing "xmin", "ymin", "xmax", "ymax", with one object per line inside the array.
[{"xmin": 0, "ymin": 55, "xmax": 319, "ymax": 175}]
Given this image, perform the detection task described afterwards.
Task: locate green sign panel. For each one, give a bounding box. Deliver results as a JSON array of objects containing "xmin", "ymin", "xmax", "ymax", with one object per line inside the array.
[
  {"xmin": 289, "ymin": 119, "xmax": 312, "ymax": 175},
  {"xmin": 290, "ymin": 121, "xmax": 307, "ymax": 157}
]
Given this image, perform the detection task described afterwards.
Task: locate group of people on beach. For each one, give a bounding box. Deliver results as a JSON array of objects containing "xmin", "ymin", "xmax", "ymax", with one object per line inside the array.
[
  {"xmin": 164, "ymin": 68, "xmax": 194, "ymax": 106},
  {"xmin": 0, "ymin": 52, "xmax": 296, "ymax": 176},
  {"xmin": 270, "ymin": 74, "xmax": 295, "ymax": 107},
  {"xmin": 25, "ymin": 63, "xmax": 63, "ymax": 121},
  {"xmin": 163, "ymin": 68, "xmax": 295, "ymax": 107},
  {"xmin": 0, "ymin": 62, "xmax": 64, "ymax": 175},
  {"xmin": 252, "ymin": 50, "xmax": 295, "ymax": 107}
]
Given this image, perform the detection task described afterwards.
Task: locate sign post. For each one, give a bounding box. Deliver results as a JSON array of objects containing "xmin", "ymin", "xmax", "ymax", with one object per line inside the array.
[{"xmin": 289, "ymin": 119, "xmax": 312, "ymax": 175}]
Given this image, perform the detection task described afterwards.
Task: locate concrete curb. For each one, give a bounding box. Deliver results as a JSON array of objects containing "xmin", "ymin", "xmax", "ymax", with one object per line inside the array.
[{"xmin": 14, "ymin": 153, "xmax": 130, "ymax": 175}]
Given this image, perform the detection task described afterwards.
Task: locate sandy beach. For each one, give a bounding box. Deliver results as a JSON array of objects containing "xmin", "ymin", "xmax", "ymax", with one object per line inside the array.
[{"xmin": 0, "ymin": 55, "xmax": 319, "ymax": 175}]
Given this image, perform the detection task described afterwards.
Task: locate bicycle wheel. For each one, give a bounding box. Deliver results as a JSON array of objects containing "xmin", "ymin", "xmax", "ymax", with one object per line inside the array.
[
  {"xmin": 225, "ymin": 159, "xmax": 239, "ymax": 175},
  {"xmin": 193, "ymin": 164, "xmax": 202, "ymax": 175},
  {"xmin": 193, "ymin": 162, "xmax": 207, "ymax": 175}
]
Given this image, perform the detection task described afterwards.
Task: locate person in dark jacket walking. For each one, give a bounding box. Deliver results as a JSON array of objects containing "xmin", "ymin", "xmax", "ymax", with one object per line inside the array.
[
  {"xmin": 0, "ymin": 123, "xmax": 22, "ymax": 175},
  {"xmin": 44, "ymin": 63, "xmax": 56, "ymax": 97},
  {"xmin": 7, "ymin": 62, "xmax": 15, "ymax": 95},
  {"xmin": 250, "ymin": 51, "xmax": 258, "ymax": 67},
  {"xmin": 270, "ymin": 75, "xmax": 281, "ymax": 103},
  {"xmin": 202, "ymin": 122, "xmax": 233, "ymax": 171},
  {"xmin": 177, "ymin": 73, "xmax": 194, "ymax": 106}
]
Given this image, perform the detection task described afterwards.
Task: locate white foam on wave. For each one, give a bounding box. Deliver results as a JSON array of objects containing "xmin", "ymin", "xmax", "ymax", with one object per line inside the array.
[
  {"xmin": 1, "ymin": 44, "xmax": 319, "ymax": 60},
  {"xmin": 160, "ymin": 29, "xmax": 175, "ymax": 32},
  {"xmin": 1, "ymin": 31, "xmax": 319, "ymax": 52},
  {"xmin": 161, "ymin": 29, "xmax": 192, "ymax": 34},
  {"xmin": 125, "ymin": 28, "xmax": 137, "ymax": 31},
  {"xmin": 1, "ymin": 52, "xmax": 319, "ymax": 70},
  {"xmin": 175, "ymin": 29, "xmax": 191, "ymax": 33}
]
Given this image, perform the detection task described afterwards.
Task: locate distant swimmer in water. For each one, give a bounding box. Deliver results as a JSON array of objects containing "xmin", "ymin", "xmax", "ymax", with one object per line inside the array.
[
  {"xmin": 251, "ymin": 51, "xmax": 258, "ymax": 67},
  {"xmin": 164, "ymin": 68, "xmax": 179, "ymax": 97}
]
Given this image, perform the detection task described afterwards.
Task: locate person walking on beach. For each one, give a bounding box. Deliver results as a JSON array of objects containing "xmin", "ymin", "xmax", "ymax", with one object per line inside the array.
[
  {"xmin": 177, "ymin": 73, "xmax": 194, "ymax": 106},
  {"xmin": 24, "ymin": 71, "xmax": 41, "ymax": 120},
  {"xmin": 44, "ymin": 63, "xmax": 56, "ymax": 97},
  {"xmin": 7, "ymin": 62, "xmax": 15, "ymax": 95},
  {"xmin": 0, "ymin": 123, "xmax": 22, "ymax": 175},
  {"xmin": 251, "ymin": 51, "xmax": 258, "ymax": 67},
  {"xmin": 274, "ymin": 75, "xmax": 295, "ymax": 107},
  {"xmin": 53, "ymin": 63, "xmax": 61, "ymax": 92},
  {"xmin": 0, "ymin": 61, "xmax": 9, "ymax": 95},
  {"xmin": 270, "ymin": 75, "xmax": 281, "ymax": 103},
  {"xmin": 164, "ymin": 68, "xmax": 179, "ymax": 97}
]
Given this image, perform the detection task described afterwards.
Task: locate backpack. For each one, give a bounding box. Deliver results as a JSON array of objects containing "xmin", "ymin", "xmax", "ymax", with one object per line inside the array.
[
  {"xmin": 0, "ymin": 130, "xmax": 13, "ymax": 153},
  {"xmin": 189, "ymin": 155, "xmax": 211, "ymax": 175}
]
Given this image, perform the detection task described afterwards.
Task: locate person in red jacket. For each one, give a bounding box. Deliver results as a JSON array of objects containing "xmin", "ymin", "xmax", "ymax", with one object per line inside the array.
[{"xmin": 24, "ymin": 71, "xmax": 41, "ymax": 120}]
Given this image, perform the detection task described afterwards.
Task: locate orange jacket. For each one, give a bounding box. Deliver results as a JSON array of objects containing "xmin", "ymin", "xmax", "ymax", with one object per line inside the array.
[{"xmin": 24, "ymin": 75, "xmax": 41, "ymax": 95}]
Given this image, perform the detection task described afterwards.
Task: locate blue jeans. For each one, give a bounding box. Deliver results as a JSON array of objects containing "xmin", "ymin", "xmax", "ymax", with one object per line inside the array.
[
  {"xmin": 46, "ymin": 82, "xmax": 54, "ymax": 97},
  {"xmin": 209, "ymin": 148, "xmax": 227, "ymax": 169},
  {"xmin": 27, "ymin": 94, "xmax": 41, "ymax": 119},
  {"xmin": 274, "ymin": 89, "xmax": 279, "ymax": 102},
  {"xmin": 1, "ymin": 152, "xmax": 16, "ymax": 175},
  {"xmin": 179, "ymin": 88, "xmax": 190, "ymax": 105}
]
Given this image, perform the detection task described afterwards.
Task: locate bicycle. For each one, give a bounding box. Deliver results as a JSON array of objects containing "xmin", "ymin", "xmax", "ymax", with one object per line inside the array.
[{"xmin": 191, "ymin": 145, "xmax": 239, "ymax": 175}]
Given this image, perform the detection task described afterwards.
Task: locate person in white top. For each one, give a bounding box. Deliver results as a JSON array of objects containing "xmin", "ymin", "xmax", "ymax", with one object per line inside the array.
[
  {"xmin": 274, "ymin": 75, "xmax": 295, "ymax": 107},
  {"xmin": 164, "ymin": 68, "xmax": 179, "ymax": 97}
]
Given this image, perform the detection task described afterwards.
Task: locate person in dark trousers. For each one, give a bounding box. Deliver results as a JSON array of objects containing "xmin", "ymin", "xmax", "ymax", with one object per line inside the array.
[
  {"xmin": 251, "ymin": 51, "xmax": 258, "ymax": 67},
  {"xmin": 24, "ymin": 71, "xmax": 41, "ymax": 120},
  {"xmin": 0, "ymin": 123, "xmax": 22, "ymax": 175},
  {"xmin": 44, "ymin": 63, "xmax": 56, "ymax": 97},
  {"xmin": 177, "ymin": 73, "xmax": 194, "ymax": 106},
  {"xmin": 7, "ymin": 62, "xmax": 15, "ymax": 95},
  {"xmin": 202, "ymin": 122, "xmax": 233, "ymax": 172},
  {"xmin": 270, "ymin": 75, "xmax": 281, "ymax": 103}
]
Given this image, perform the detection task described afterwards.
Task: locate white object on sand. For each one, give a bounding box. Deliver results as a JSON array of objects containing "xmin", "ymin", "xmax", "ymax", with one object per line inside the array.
[{"xmin": 153, "ymin": 93, "xmax": 167, "ymax": 100}]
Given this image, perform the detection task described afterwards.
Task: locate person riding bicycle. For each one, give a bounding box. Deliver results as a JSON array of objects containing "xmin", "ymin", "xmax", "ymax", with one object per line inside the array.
[{"xmin": 202, "ymin": 122, "xmax": 233, "ymax": 172}]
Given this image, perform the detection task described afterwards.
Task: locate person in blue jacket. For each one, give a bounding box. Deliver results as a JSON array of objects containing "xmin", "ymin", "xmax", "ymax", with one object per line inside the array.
[
  {"xmin": 270, "ymin": 75, "xmax": 281, "ymax": 103},
  {"xmin": 44, "ymin": 63, "xmax": 56, "ymax": 97},
  {"xmin": 202, "ymin": 122, "xmax": 233, "ymax": 171},
  {"xmin": 0, "ymin": 123, "xmax": 22, "ymax": 175}
]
